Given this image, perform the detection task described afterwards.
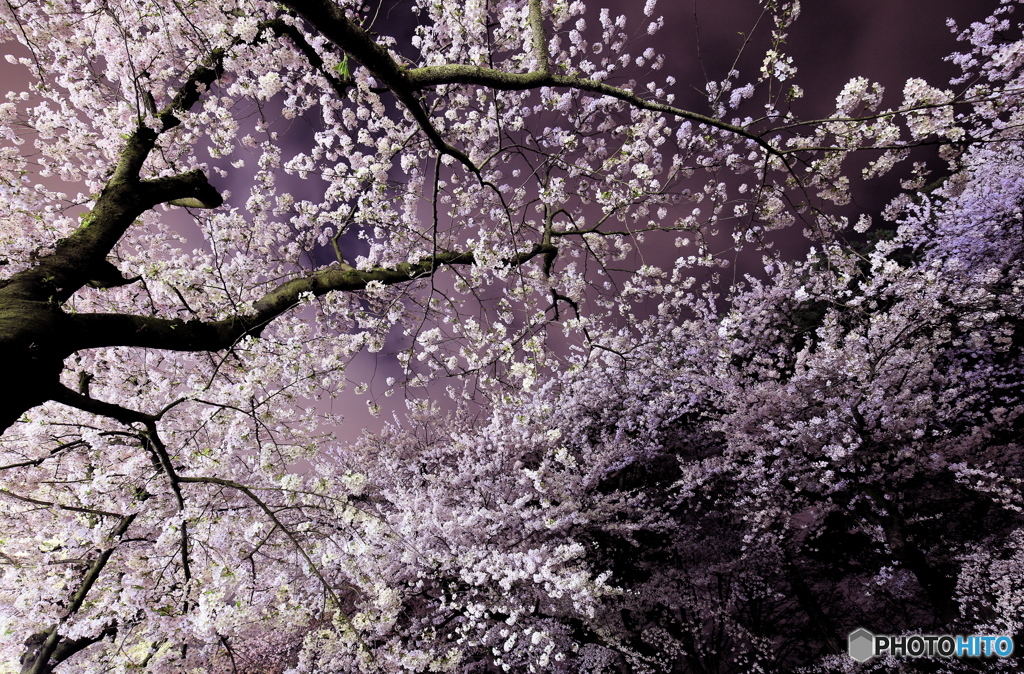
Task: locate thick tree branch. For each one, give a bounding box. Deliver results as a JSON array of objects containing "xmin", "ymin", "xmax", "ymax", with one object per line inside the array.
[
  {"xmin": 34, "ymin": 170, "xmax": 222, "ymax": 304},
  {"xmin": 280, "ymin": 0, "xmax": 408, "ymax": 88},
  {"xmin": 20, "ymin": 625, "xmax": 119, "ymax": 674},
  {"xmin": 0, "ymin": 242, "xmax": 543, "ymax": 433},
  {"xmin": 280, "ymin": 3, "xmax": 482, "ymax": 174},
  {"xmin": 50, "ymin": 385, "xmax": 157, "ymax": 425},
  {"xmin": 0, "ymin": 33, "xmax": 244, "ymax": 311},
  {"xmin": 6, "ymin": 17, "xmax": 356, "ymax": 309},
  {"xmin": 274, "ymin": 0, "xmax": 501, "ymax": 172},
  {"xmin": 264, "ymin": 19, "xmax": 353, "ymax": 96},
  {"xmin": 68, "ymin": 244, "xmax": 553, "ymax": 353},
  {"xmin": 527, "ymin": 0, "xmax": 551, "ymax": 74}
]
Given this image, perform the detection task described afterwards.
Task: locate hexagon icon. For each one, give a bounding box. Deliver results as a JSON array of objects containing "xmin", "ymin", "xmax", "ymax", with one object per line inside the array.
[{"xmin": 848, "ymin": 628, "xmax": 875, "ymax": 663}]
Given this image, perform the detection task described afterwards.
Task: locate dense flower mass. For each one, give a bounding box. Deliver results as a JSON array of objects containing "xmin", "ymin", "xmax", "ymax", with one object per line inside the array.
[{"xmin": 0, "ymin": 0, "xmax": 1022, "ymax": 671}]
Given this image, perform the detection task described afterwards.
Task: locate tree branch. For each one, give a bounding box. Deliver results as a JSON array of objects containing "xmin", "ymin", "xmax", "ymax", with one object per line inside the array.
[
  {"xmin": 527, "ymin": 0, "xmax": 551, "ymax": 74},
  {"xmin": 279, "ymin": 0, "xmax": 780, "ymax": 160},
  {"xmin": 5, "ymin": 15, "xmax": 369, "ymax": 308},
  {"xmin": 408, "ymin": 66, "xmax": 779, "ymax": 156},
  {"xmin": 176, "ymin": 474, "xmax": 363, "ymax": 646},
  {"xmin": 0, "ymin": 488, "xmax": 124, "ymax": 520},
  {"xmin": 280, "ymin": 0, "xmax": 408, "ymax": 88},
  {"xmin": 50, "ymin": 385, "xmax": 157, "ymax": 425},
  {"xmin": 264, "ymin": 18, "xmax": 353, "ymax": 96},
  {"xmin": 68, "ymin": 244, "xmax": 553, "ymax": 353},
  {"xmin": 20, "ymin": 514, "xmax": 137, "ymax": 674},
  {"xmin": 140, "ymin": 422, "xmax": 193, "ymax": 597}
]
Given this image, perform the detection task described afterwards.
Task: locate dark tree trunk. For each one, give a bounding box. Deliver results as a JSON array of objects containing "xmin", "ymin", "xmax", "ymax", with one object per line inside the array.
[{"xmin": 0, "ymin": 297, "xmax": 73, "ymax": 432}]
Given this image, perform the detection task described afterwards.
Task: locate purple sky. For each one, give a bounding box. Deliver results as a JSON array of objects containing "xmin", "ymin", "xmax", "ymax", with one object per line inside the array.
[{"xmin": 677, "ymin": 0, "xmax": 994, "ymax": 106}]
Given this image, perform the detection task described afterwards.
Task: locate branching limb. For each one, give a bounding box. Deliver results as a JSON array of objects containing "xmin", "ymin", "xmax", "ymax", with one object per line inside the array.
[
  {"xmin": 20, "ymin": 514, "xmax": 138, "ymax": 674},
  {"xmin": 0, "ymin": 439, "xmax": 89, "ymax": 472},
  {"xmin": 20, "ymin": 625, "xmax": 119, "ymax": 674},
  {"xmin": 49, "ymin": 389, "xmax": 195, "ymax": 610},
  {"xmin": 68, "ymin": 243, "xmax": 554, "ymax": 353},
  {"xmin": 408, "ymin": 66, "xmax": 780, "ymax": 157},
  {"xmin": 176, "ymin": 475, "xmax": 363, "ymax": 645},
  {"xmin": 279, "ymin": 0, "xmax": 408, "ymax": 91},
  {"xmin": 1, "ymin": 30, "xmax": 236, "ymax": 306},
  {"xmin": 263, "ymin": 19, "xmax": 353, "ymax": 96},
  {"xmin": 280, "ymin": 0, "xmax": 780, "ymax": 159},
  {"xmin": 140, "ymin": 421, "xmax": 192, "ymax": 588},
  {"xmin": 50, "ymin": 385, "xmax": 157, "ymax": 425},
  {"xmin": 277, "ymin": 0, "xmax": 487, "ymax": 173}
]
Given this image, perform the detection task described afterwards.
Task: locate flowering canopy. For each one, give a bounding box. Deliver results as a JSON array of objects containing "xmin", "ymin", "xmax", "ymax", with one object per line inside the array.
[{"xmin": 0, "ymin": 0, "xmax": 1022, "ymax": 671}]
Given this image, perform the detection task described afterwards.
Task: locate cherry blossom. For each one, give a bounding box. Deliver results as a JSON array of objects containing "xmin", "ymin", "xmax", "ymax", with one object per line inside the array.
[{"xmin": 0, "ymin": 0, "xmax": 1022, "ymax": 671}]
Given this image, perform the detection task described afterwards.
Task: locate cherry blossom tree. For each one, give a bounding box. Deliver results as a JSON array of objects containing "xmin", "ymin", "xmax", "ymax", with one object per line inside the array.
[{"xmin": 0, "ymin": 0, "xmax": 1022, "ymax": 671}]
